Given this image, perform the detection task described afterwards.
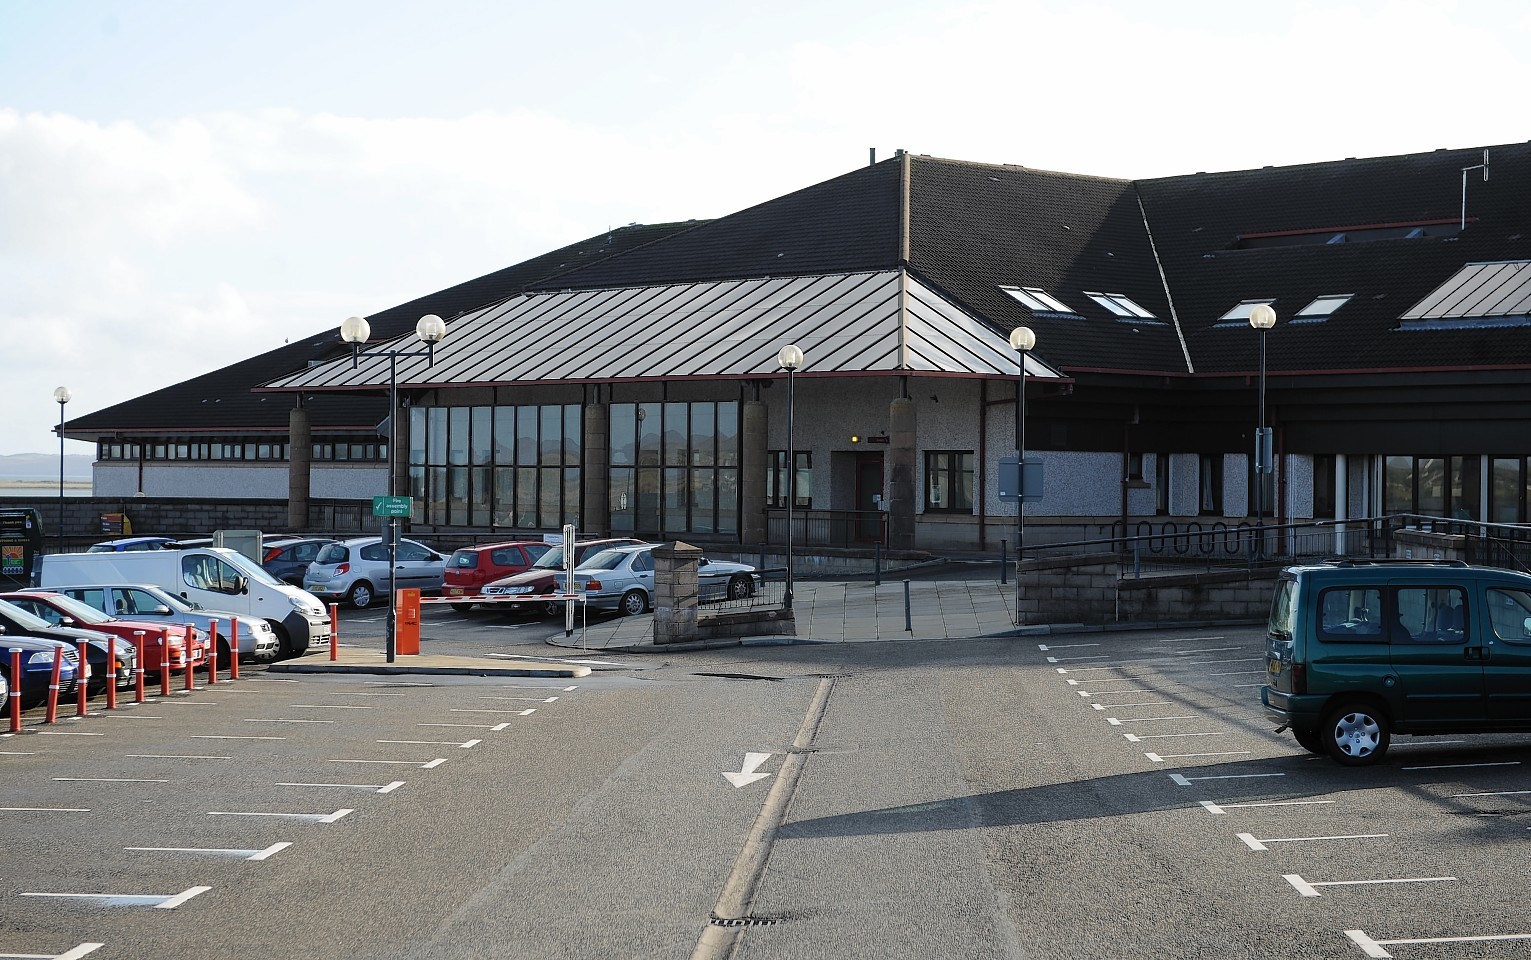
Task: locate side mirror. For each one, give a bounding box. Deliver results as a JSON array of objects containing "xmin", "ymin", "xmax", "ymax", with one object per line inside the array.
[
  {"xmin": 61, "ymin": 617, "xmax": 76, "ymax": 627},
  {"xmin": 1523, "ymin": 617, "xmax": 1531, "ymax": 637},
  {"xmin": 237, "ymin": 576, "xmax": 249, "ymax": 595},
  {"xmin": 154, "ymin": 605, "xmax": 173, "ymax": 616}
]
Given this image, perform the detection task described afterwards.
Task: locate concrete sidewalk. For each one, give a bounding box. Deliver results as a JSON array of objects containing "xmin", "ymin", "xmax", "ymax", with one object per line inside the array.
[
  {"xmin": 548, "ymin": 578, "xmax": 1031, "ymax": 652},
  {"xmin": 268, "ymin": 648, "xmax": 592, "ymax": 678}
]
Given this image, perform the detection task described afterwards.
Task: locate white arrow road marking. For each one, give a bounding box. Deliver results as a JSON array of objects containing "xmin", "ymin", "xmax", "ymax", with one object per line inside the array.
[{"xmin": 723, "ymin": 752, "xmax": 774, "ymax": 788}]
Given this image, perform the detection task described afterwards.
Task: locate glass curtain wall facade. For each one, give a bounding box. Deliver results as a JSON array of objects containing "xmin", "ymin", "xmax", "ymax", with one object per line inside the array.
[
  {"xmin": 609, "ymin": 401, "xmax": 740, "ymax": 537},
  {"xmin": 408, "ymin": 404, "xmax": 581, "ymax": 529}
]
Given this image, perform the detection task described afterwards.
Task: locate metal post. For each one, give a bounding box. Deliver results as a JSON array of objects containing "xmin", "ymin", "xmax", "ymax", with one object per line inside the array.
[
  {"xmin": 874, "ymin": 539, "xmax": 882, "ymax": 588},
  {"xmin": 785, "ymin": 366, "xmax": 795, "ymax": 610},
  {"xmin": 132, "ymin": 633, "xmax": 145, "ymax": 704},
  {"xmin": 75, "ymin": 639, "xmax": 88, "ymax": 716},
  {"xmin": 1016, "ymin": 358, "xmax": 1027, "ymax": 623},
  {"xmin": 386, "ymin": 352, "xmax": 398, "ymax": 664},
  {"xmin": 105, "ymin": 637, "xmax": 117, "ymax": 710},
  {"xmin": 207, "ymin": 619, "xmax": 219, "ymax": 685},
  {"xmin": 228, "ymin": 620, "xmax": 239, "ymax": 681},
  {"xmin": 8, "ymin": 649, "xmax": 20, "ymax": 732},
  {"xmin": 1000, "ymin": 539, "xmax": 1007, "ymax": 585},
  {"xmin": 903, "ymin": 579, "xmax": 912, "ymax": 632},
  {"xmin": 1256, "ymin": 326, "xmax": 1267, "ymax": 560},
  {"xmin": 56, "ymin": 391, "xmax": 68, "ymax": 555}
]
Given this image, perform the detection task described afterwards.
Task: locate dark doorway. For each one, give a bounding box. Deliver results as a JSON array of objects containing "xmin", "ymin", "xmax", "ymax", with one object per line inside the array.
[{"xmin": 855, "ymin": 452, "xmax": 884, "ymax": 542}]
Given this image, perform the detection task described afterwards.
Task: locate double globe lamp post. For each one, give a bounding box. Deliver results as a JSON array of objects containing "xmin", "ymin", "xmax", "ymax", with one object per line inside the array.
[{"xmin": 339, "ymin": 314, "xmax": 448, "ymax": 662}]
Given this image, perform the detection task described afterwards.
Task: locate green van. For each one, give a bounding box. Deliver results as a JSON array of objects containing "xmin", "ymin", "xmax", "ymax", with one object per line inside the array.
[{"xmin": 1262, "ymin": 559, "xmax": 1531, "ymax": 766}]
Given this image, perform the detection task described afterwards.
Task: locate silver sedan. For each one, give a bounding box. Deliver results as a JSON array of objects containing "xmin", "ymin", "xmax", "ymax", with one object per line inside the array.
[{"xmin": 564, "ymin": 546, "xmax": 759, "ymax": 616}]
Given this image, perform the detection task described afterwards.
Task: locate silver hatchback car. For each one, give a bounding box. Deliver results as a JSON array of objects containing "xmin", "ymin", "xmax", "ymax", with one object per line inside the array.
[{"xmin": 303, "ymin": 537, "xmax": 447, "ymax": 609}]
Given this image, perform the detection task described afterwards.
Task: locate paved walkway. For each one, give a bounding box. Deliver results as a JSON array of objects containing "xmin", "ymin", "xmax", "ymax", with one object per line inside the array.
[{"xmin": 550, "ymin": 578, "xmax": 1027, "ymax": 651}]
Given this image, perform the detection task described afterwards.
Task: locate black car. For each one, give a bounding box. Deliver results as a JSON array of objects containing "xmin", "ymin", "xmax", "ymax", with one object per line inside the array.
[{"xmin": 262, "ymin": 537, "xmax": 337, "ymax": 586}]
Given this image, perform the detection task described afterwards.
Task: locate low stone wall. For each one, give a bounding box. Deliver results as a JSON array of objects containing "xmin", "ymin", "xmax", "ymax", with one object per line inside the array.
[
  {"xmin": 1018, "ymin": 550, "xmax": 1280, "ymax": 625},
  {"xmin": 697, "ymin": 607, "xmax": 796, "ymax": 639}
]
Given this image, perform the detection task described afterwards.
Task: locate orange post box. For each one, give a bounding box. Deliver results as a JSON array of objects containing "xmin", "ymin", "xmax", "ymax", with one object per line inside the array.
[{"xmin": 396, "ymin": 588, "xmax": 421, "ymax": 655}]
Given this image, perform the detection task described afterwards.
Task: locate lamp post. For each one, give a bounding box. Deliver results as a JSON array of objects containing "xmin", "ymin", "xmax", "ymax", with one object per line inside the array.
[
  {"xmin": 339, "ymin": 314, "xmax": 447, "ymax": 662},
  {"xmin": 1009, "ymin": 327, "xmax": 1035, "ymax": 624},
  {"xmin": 53, "ymin": 386, "xmax": 71, "ymax": 554},
  {"xmin": 777, "ymin": 344, "xmax": 803, "ymax": 610},
  {"xmin": 1249, "ymin": 304, "xmax": 1276, "ymax": 558}
]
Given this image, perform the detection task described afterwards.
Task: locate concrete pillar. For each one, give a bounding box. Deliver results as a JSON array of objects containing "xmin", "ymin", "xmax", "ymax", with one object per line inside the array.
[
  {"xmin": 287, "ymin": 405, "xmax": 312, "ymax": 531},
  {"xmin": 888, "ymin": 396, "xmax": 916, "ymax": 549},
  {"xmin": 652, "ymin": 540, "xmax": 703, "ymax": 644},
  {"xmin": 740, "ymin": 400, "xmax": 767, "ymax": 545},
  {"xmin": 582, "ymin": 402, "xmax": 609, "ymax": 537},
  {"xmin": 1334, "ymin": 452, "xmax": 1348, "ymax": 556}
]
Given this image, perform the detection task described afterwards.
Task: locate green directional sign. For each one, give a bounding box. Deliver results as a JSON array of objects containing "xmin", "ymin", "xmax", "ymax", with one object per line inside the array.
[{"xmin": 372, "ymin": 495, "xmax": 413, "ymax": 518}]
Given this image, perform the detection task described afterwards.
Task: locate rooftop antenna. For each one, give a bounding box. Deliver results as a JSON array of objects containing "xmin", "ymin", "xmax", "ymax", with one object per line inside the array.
[{"xmin": 1461, "ymin": 148, "xmax": 1489, "ymax": 231}]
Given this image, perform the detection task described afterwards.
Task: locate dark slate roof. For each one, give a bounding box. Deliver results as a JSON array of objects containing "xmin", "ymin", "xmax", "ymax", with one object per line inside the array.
[
  {"xmin": 906, "ymin": 156, "xmax": 1190, "ymax": 376},
  {"xmin": 1137, "ymin": 141, "xmax": 1531, "ymax": 376},
  {"xmin": 64, "ymin": 222, "xmax": 699, "ymax": 439},
  {"xmin": 530, "ymin": 159, "xmax": 904, "ymax": 290}
]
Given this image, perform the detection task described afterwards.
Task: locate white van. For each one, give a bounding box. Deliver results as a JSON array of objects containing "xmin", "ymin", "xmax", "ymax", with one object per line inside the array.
[{"xmin": 38, "ymin": 547, "xmax": 329, "ymax": 658}]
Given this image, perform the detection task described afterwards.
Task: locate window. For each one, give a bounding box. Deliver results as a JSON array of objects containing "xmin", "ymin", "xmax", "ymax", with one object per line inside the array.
[
  {"xmin": 1085, "ymin": 292, "xmax": 1156, "ymax": 319},
  {"xmin": 610, "ymin": 401, "xmax": 740, "ymax": 536},
  {"xmin": 1213, "ymin": 299, "xmax": 1277, "ymax": 328},
  {"xmin": 1292, "ymin": 295, "xmax": 1352, "ymax": 324},
  {"xmin": 766, "ymin": 450, "xmax": 811, "ymax": 509},
  {"xmin": 1487, "ymin": 588, "xmax": 1531, "ymax": 643},
  {"xmin": 1395, "ymin": 586, "xmax": 1467, "ymax": 644},
  {"xmin": 1155, "ymin": 454, "xmax": 1170, "ymax": 515},
  {"xmin": 1313, "ymin": 454, "xmax": 1336, "ymax": 519},
  {"xmin": 1489, "ymin": 458, "xmax": 1529, "ymax": 524},
  {"xmin": 1198, "ymin": 454, "xmax": 1222, "ymax": 515},
  {"xmin": 1318, "ymin": 587, "xmax": 1385, "ymax": 641},
  {"xmin": 1000, "ymin": 286, "xmax": 1076, "ymax": 314},
  {"xmin": 924, "ymin": 452, "xmax": 975, "ymax": 512}
]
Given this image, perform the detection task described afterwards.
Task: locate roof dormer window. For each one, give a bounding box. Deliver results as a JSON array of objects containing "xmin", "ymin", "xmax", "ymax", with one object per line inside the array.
[
  {"xmin": 1085, "ymin": 292, "xmax": 1156, "ymax": 319},
  {"xmin": 1293, "ymin": 295, "xmax": 1352, "ymax": 324},
  {"xmin": 1000, "ymin": 286, "xmax": 1076, "ymax": 314}
]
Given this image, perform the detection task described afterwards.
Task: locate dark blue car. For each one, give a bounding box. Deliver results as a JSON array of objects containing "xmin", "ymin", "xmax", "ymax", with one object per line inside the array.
[{"xmin": 0, "ymin": 632, "xmax": 81, "ymax": 709}]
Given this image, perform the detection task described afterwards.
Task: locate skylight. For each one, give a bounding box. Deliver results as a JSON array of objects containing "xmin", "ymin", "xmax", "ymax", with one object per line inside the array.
[
  {"xmin": 1292, "ymin": 295, "xmax": 1352, "ymax": 324},
  {"xmin": 1000, "ymin": 286, "xmax": 1076, "ymax": 314},
  {"xmin": 1402, "ymin": 261, "xmax": 1531, "ymax": 322},
  {"xmin": 1085, "ymin": 292, "xmax": 1156, "ymax": 319},
  {"xmin": 1213, "ymin": 299, "xmax": 1276, "ymax": 327}
]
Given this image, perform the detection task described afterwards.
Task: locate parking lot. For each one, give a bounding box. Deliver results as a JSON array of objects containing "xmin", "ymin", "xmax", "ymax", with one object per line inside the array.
[{"xmin": 5, "ymin": 604, "xmax": 1531, "ymax": 959}]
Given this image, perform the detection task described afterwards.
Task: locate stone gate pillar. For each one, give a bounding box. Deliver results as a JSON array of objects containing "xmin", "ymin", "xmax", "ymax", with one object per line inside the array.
[{"xmin": 652, "ymin": 541, "xmax": 703, "ymax": 644}]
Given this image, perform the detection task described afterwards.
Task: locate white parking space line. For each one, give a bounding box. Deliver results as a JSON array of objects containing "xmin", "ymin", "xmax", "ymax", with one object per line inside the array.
[
  {"xmin": 1345, "ymin": 929, "xmax": 1531, "ymax": 959},
  {"xmin": 112, "ymin": 715, "xmax": 165, "ymax": 719},
  {"xmin": 36, "ymin": 732, "xmax": 105, "ymax": 737},
  {"xmin": 288, "ymin": 704, "xmax": 377, "ymax": 709},
  {"xmin": 54, "ymin": 778, "xmax": 168, "ymax": 784},
  {"xmin": 1201, "ymin": 799, "xmax": 1333, "ymax": 815},
  {"xmin": 0, "ymin": 751, "xmax": 37, "ymax": 756},
  {"xmin": 1284, "ymin": 874, "xmax": 1454, "ymax": 898},
  {"xmin": 1402, "ymin": 761, "xmax": 1520, "ymax": 771},
  {"xmin": 307, "ymin": 692, "xmax": 407, "ymax": 697},
  {"xmin": 519, "ymin": 709, "xmax": 536, "ymax": 716},
  {"xmin": 192, "ymin": 735, "xmax": 287, "ymax": 741},
  {"xmin": 1094, "ymin": 700, "xmax": 1169, "ymax": 709},
  {"xmin": 1144, "ymin": 751, "xmax": 1251, "ymax": 763},
  {"xmin": 1124, "ymin": 731, "xmax": 1229, "ymax": 742},
  {"xmin": 126, "ymin": 842, "xmax": 292, "ymax": 861},
  {"xmin": 0, "ymin": 944, "xmax": 106, "ymax": 959},
  {"xmin": 473, "ymin": 696, "xmax": 559, "ymax": 702},
  {"xmin": 1047, "ymin": 656, "xmax": 1109, "ymax": 663},
  {"xmin": 1, "ymin": 807, "xmax": 90, "ymax": 813},
  {"xmin": 328, "ymin": 758, "xmax": 447, "ymax": 768},
  {"xmin": 1067, "ymin": 677, "xmax": 1153, "ymax": 685},
  {"xmin": 1451, "ymin": 789, "xmax": 1531, "ymax": 798},
  {"xmin": 1057, "ymin": 666, "xmax": 1130, "ymax": 674},
  {"xmin": 1158, "ymin": 636, "xmax": 1227, "ymax": 643},
  {"xmin": 126, "ymin": 754, "xmax": 233, "ymax": 760},
  {"xmin": 1107, "ymin": 716, "xmax": 1194, "ymax": 725},
  {"xmin": 1181, "ymin": 658, "xmax": 1262, "ymax": 666},
  {"xmin": 363, "ymin": 681, "xmax": 434, "ymax": 687},
  {"xmin": 19, "ymin": 886, "xmax": 210, "ymax": 910},
  {"xmin": 1079, "ymin": 688, "xmax": 1158, "ymax": 696},
  {"xmin": 276, "ymin": 781, "xmax": 405, "ymax": 793},
  {"xmin": 1208, "ymin": 671, "xmax": 1266, "ymax": 677},
  {"xmin": 1169, "ymin": 773, "xmax": 1285, "ymax": 786},
  {"xmin": 243, "ymin": 718, "xmax": 335, "ymax": 724},
  {"xmin": 208, "ymin": 808, "xmax": 353, "ymax": 823},
  {"xmin": 1037, "ymin": 643, "xmax": 1101, "ymax": 651},
  {"xmin": 1238, "ymin": 832, "xmax": 1387, "ymax": 851},
  {"xmin": 158, "ymin": 701, "xmax": 217, "ymax": 706},
  {"xmin": 243, "ymin": 677, "xmax": 301, "ymax": 683},
  {"xmin": 417, "ymin": 722, "xmax": 508, "ymax": 729},
  {"xmin": 378, "ymin": 739, "xmax": 481, "ymax": 747}
]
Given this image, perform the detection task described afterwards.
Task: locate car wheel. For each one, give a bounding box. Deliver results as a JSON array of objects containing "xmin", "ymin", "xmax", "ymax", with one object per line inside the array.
[
  {"xmin": 347, "ymin": 581, "xmax": 375, "ymax": 610},
  {"xmin": 727, "ymin": 576, "xmax": 754, "ymax": 600},
  {"xmin": 1291, "ymin": 727, "xmax": 1325, "ymax": 754},
  {"xmin": 619, "ymin": 589, "xmax": 649, "ymax": 617},
  {"xmin": 1323, "ymin": 701, "xmax": 1390, "ymax": 766},
  {"xmin": 450, "ymin": 602, "xmax": 475, "ymax": 613}
]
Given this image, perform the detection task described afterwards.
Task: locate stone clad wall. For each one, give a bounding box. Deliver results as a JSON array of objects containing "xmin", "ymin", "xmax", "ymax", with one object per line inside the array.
[{"xmin": 1018, "ymin": 551, "xmax": 1280, "ymax": 624}]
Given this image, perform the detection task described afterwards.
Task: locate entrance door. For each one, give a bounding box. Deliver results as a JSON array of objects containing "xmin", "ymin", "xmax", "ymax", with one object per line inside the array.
[{"xmin": 855, "ymin": 453, "xmax": 884, "ymax": 542}]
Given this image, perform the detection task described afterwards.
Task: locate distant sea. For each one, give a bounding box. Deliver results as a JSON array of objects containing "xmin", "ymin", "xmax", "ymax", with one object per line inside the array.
[{"xmin": 0, "ymin": 479, "xmax": 94, "ymax": 497}]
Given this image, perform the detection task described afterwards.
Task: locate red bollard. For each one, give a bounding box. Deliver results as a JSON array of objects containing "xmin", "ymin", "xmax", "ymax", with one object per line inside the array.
[
  {"xmin": 207, "ymin": 619, "xmax": 219, "ymax": 685},
  {"xmin": 105, "ymin": 637, "xmax": 117, "ymax": 710},
  {"xmin": 160, "ymin": 632, "xmax": 172, "ymax": 697},
  {"xmin": 76, "ymin": 639, "xmax": 89, "ymax": 717},
  {"xmin": 45, "ymin": 653, "xmax": 61, "ymax": 724},
  {"xmin": 329, "ymin": 603, "xmax": 339, "ymax": 661},
  {"xmin": 7, "ymin": 648, "xmax": 20, "ymax": 732},
  {"xmin": 229, "ymin": 620, "xmax": 240, "ymax": 681},
  {"xmin": 132, "ymin": 632, "xmax": 146, "ymax": 704},
  {"xmin": 183, "ymin": 631, "xmax": 195, "ymax": 692}
]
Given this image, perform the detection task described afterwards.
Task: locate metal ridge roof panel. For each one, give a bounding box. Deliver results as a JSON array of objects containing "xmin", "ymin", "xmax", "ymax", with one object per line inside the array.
[{"xmin": 261, "ymin": 271, "xmax": 1062, "ymax": 391}]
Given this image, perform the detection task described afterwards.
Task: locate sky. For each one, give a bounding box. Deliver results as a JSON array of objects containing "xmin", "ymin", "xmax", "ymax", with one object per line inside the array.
[{"xmin": 3, "ymin": 0, "xmax": 1530, "ymax": 457}]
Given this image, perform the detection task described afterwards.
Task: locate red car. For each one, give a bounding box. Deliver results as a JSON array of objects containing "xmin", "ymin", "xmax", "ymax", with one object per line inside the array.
[
  {"xmin": 479, "ymin": 538, "xmax": 647, "ymax": 616},
  {"xmin": 442, "ymin": 541, "xmax": 553, "ymax": 611},
  {"xmin": 0, "ymin": 591, "xmax": 203, "ymax": 674}
]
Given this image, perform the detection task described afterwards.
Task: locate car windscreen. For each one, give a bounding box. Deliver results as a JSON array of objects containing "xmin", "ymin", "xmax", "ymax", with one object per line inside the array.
[
  {"xmin": 316, "ymin": 544, "xmax": 350, "ymax": 565},
  {"xmin": 0, "ymin": 598, "xmax": 57, "ymax": 631},
  {"xmin": 35, "ymin": 594, "xmax": 113, "ymax": 625},
  {"xmin": 216, "ymin": 550, "xmax": 284, "ymax": 587},
  {"xmin": 578, "ymin": 549, "xmax": 637, "ymax": 572}
]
